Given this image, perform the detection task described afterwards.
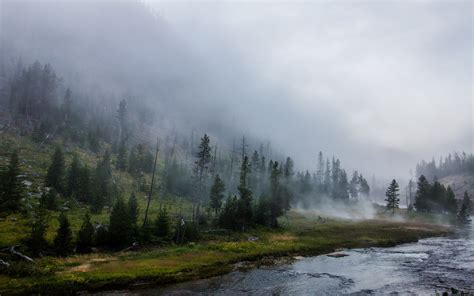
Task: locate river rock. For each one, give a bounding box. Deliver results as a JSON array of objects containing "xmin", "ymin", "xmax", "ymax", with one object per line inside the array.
[{"xmin": 326, "ymin": 252, "xmax": 349, "ymax": 258}]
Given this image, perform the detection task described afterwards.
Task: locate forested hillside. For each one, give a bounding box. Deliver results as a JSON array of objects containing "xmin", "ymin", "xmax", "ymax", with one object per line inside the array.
[{"xmin": 415, "ymin": 152, "xmax": 474, "ymax": 199}]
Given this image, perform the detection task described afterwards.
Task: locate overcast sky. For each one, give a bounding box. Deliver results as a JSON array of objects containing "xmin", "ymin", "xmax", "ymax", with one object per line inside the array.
[
  {"xmin": 1, "ymin": 0, "xmax": 472, "ymax": 179},
  {"xmin": 151, "ymin": 0, "xmax": 473, "ymax": 178}
]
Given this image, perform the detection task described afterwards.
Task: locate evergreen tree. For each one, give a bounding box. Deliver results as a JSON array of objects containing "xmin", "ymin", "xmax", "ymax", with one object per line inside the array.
[
  {"xmin": 155, "ymin": 207, "xmax": 171, "ymax": 239},
  {"xmin": 25, "ymin": 209, "xmax": 49, "ymax": 256},
  {"xmin": 128, "ymin": 192, "xmax": 139, "ymax": 226},
  {"xmin": 0, "ymin": 151, "xmax": 25, "ymax": 213},
  {"xmin": 321, "ymin": 158, "xmax": 330, "ymax": 194},
  {"xmin": 254, "ymin": 196, "xmax": 271, "ymax": 226},
  {"xmin": 237, "ymin": 155, "xmax": 253, "ymax": 229},
  {"xmin": 458, "ymin": 191, "xmax": 471, "ymax": 224},
  {"xmin": 76, "ymin": 166, "xmax": 91, "ymax": 203},
  {"xmin": 283, "ymin": 157, "xmax": 294, "ymax": 180},
  {"xmin": 109, "ymin": 198, "xmax": 133, "ymax": 246},
  {"xmin": 65, "ymin": 154, "xmax": 81, "ymax": 198},
  {"xmin": 431, "ymin": 180, "xmax": 446, "ymax": 212},
  {"xmin": 336, "ymin": 170, "xmax": 349, "ymax": 199},
  {"xmin": 209, "ymin": 174, "xmax": 225, "ymax": 216},
  {"xmin": 359, "ymin": 174, "xmax": 370, "ymax": 197},
  {"xmin": 54, "ymin": 212, "xmax": 73, "ymax": 256},
  {"xmin": 249, "ymin": 150, "xmax": 260, "ymax": 192},
  {"xmin": 45, "ymin": 146, "xmax": 65, "ymax": 194},
  {"xmin": 385, "ymin": 179, "xmax": 400, "ymax": 214},
  {"xmin": 76, "ymin": 213, "xmax": 94, "ymax": 253},
  {"xmin": 349, "ymin": 171, "xmax": 359, "ymax": 199},
  {"xmin": 116, "ymin": 138, "xmax": 128, "ymax": 171},
  {"xmin": 300, "ymin": 170, "xmax": 312, "ymax": 194},
  {"xmin": 219, "ymin": 195, "xmax": 239, "ymax": 230},
  {"xmin": 445, "ymin": 186, "xmax": 458, "ymax": 214},
  {"xmin": 91, "ymin": 150, "xmax": 112, "ymax": 213},
  {"xmin": 269, "ymin": 161, "xmax": 283, "ymax": 228},
  {"xmin": 40, "ymin": 189, "xmax": 58, "ymax": 210},
  {"xmin": 117, "ymin": 99, "xmax": 128, "ymax": 140},
  {"xmin": 330, "ymin": 158, "xmax": 340, "ymax": 198},
  {"xmin": 414, "ymin": 175, "xmax": 431, "ymax": 212},
  {"xmin": 193, "ymin": 134, "xmax": 212, "ymax": 220},
  {"xmin": 315, "ymin": 151, "xmax": 324, "ymax": 190}
]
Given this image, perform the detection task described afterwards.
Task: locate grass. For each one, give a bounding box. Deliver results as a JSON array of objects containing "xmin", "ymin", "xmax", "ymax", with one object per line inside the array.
[
  {"xmin": 0, "ymin": 211, "xmax": 451, "ymax": 295},
  {"xmin": 0, "ymin": 132, "xmax": 454, "ymax": 294}
]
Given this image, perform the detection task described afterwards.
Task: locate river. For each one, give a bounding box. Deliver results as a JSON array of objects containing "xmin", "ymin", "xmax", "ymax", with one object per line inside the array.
[{"xmin": 98, "ymin": 223, "xmax": 473, "ymax": 295}]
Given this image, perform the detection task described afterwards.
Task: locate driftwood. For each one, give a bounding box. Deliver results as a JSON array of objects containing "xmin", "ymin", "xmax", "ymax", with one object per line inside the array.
[
  {"xmin": 0, "ymin": 246, "xmax": 35, "ymax": 263},
  {"xmin": 117, "ymin": 242, "xmax": 139, "ymax": 253},
  {"xmin": 0, "ymin": 259, "xmax": 10, "ymax": 267}
]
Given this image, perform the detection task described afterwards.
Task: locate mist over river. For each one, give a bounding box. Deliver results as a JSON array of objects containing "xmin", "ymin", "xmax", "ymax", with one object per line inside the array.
[{"xmin": 96, "ymin": 221, "xmax": 473, "ymax": 295}]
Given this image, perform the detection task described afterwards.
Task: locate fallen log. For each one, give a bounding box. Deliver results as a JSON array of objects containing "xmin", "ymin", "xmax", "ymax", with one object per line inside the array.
[
  {"xmin": 9, "ymin": 246, "xmax": 34, "ymax": 263},
  {"xmin": 0, "ymin": 259, "xmax": 10, "ymax": 267},
  {"xmin": 117, "ymin": 242, "xmax": 139, "ymax": 253}
]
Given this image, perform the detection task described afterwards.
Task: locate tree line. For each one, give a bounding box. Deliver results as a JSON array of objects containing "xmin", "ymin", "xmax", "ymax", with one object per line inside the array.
[
  {"xmin": 416, "ymin": 152, "xmax": 474, "ymax": 182},
  {"xmin": 383, "ymin": 176, "xmax": 471, "ymax": 225}
]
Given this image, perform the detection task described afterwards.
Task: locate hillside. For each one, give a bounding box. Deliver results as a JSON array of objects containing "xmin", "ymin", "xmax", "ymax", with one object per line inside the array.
[{"xmin": 439, "ymin": 174, "xmax": 474, "ymax": 201}]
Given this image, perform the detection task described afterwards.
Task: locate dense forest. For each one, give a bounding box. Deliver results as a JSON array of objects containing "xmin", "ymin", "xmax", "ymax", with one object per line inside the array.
[
  {"xmin": 0, "ymin": 60, "xmax": 377, "ymax": 255},
  {"xmin": 415, "ymin": 152, "xmax": 474, "ymax": 181}
]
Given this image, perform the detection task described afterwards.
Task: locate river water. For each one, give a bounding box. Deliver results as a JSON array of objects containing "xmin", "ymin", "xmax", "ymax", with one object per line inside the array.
[{"xmin": 100, "ymin": 223, "xmax": 474, "ymax": 295}]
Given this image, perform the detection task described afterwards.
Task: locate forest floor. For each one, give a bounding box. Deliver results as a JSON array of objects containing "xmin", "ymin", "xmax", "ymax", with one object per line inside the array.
[{"xmin": 0, "ymin": 211, "xmax": 452, "ymax": 295}]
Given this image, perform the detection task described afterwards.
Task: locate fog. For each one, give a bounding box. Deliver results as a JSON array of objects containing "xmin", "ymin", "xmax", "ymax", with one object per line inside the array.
[
  {"xmin": 296, "ymin": 197, "xmax": 378, "ymax": 220},
  {"xmin": 1, "ymin": 0, "xmax": 472, "ymax": 179}
]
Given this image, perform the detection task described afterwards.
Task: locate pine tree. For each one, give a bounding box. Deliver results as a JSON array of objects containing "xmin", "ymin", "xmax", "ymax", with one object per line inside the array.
[
  {"xmin": 445, "ymin": 186, "xmax": 457, "ymax": 214},
  {"xmin": 300, "ymin": 170, "xmax": 312, "ymax": 194},
  {"xmin": 26, "ymin": 209, "xmax": 49, "ymax": 256},
  {"xmin": 457, "ymin": 191, "xmax": 471, "ymax": 224},
  {"xmin": 269, "ymin": 161, "xmax": 283, "ymax": 228},
  {"xmin": 76, "ymin": 213, "xmax": 94, "ymax": 253},
  {"xmin": 109, "ymin": 198, "xmax": 133, "ymax": 246},
  {"xmin": 40, "ymin": 189, "xmax": 58, "ymax": 210},
  {"xmin": 250, "ymin": 150, "xmax": 260, "ymax": 192},
  {"xmin": 219, "ymin": 195, "xmax": 239, "ymax": 230},
  {"xmin": 385, "ymin": 179, "xmax": 400, "ymax": 214},
  {"xmin": 359, "ymin": 174, "xmax": 370, "ymax": 197},
  {"xmin": 337, "ymin": 170, "xmax": 349, "ymax": 200},
  {"xmin": 128, "ymin": 192, "xmax": 139, "ymax": 226},
  {"xmin": 209, "ymin": 174, "xmax": 225, "ymax": 216},
  {"xmin": 116, "ymin": 138, "xmax": 128, "ymax": 171},
  {"xmin": 155, "ymin": 207, "xmax": 170, "ymax": 239},
  {"xmin": 193, "ymin": 134, "xmax": 212, "ymax": 221},
  {"xmin": 0, "ymin": 151, "xmax": 25, "ymax": 213},
  {"xmin": 117, "ymin": 99, "xmax": 128, "ymax": 140},
  {"xmin": 91, "ymin": 150, "xmax": 112, "ymax": 213},
  {"xmin": 431, "ymin": 180, "xmax": 446, "ymax": 212},
  {"xmin": 237, "ymin": 155, "xmax": 253, "ymax": 229},
  {"xmin": 283, "ymin": 157, "xmax": 294, "ymax": 180},
  {"xmin": 414, "ymin": 175, "xmax": 431, "ymax": 212},
  {"xmin": 323, "ymin": 158, "xmax": 331, "ymax": 194},
  {"xmin": 254, "ymin": 196, "xmax": 271, "ymax": 226},
  {"xmin": 315, "ymin": 151, "xmax": 324, "ymax": 190},
  {"xmin": 66, "ymin": 154, "xmax": 81, "ymax": 198},
  {"xmin": 45, "ymin": 146, "xmax": 65, "ymax": 194},
  {"xmin": 76, "ymin": 166, "xmax": 91, "ymax": 203},
  {"xmin": 54, "ymin": 212, "xmax": 73, "ymax": 256},
  {"xmin": 349, "ymin": 171, "xmax": 359, "ymax": 199}
]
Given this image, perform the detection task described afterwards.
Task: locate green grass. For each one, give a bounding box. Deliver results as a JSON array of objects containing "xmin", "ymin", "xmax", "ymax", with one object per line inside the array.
[
  {"xmin": 0, "ymin": 133, "xmax": 454, "ymax": 295},
  {"xmin": 0, "ymin": 212, "xmax": 451, "ymax": 295}
]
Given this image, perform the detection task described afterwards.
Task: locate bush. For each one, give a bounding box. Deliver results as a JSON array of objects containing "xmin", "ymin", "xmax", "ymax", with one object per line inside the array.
[
  {"xmin": 155, "ymin": 207, "xmax": 171, "ymax": 240},
  {"xmin": 0, "ymin": 261, "xmax": 51, "ymax": 278}
]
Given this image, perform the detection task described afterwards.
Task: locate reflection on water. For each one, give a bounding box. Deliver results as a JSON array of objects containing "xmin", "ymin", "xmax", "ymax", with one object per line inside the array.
[{"xmin": 98, "ymin": 223, "xmax": 474, "ymax": 295}]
